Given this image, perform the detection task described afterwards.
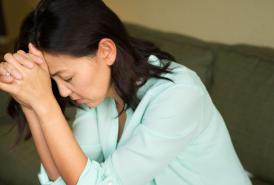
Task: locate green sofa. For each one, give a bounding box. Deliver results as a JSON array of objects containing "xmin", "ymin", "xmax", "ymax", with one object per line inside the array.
[{"xmin": 1, "ymin": 22, "xmax": 273, "ymax": 185}]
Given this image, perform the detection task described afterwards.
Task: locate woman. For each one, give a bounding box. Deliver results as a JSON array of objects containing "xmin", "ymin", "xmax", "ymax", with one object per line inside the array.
[{"xmin": 0, "ymin": 0, "xmax": 252, "ymax": 185}]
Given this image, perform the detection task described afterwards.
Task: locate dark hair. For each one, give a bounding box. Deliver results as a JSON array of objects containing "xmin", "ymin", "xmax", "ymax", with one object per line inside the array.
[{"xmin": 5, "ymin": 0, "xmax": 176, "ymax": 148}]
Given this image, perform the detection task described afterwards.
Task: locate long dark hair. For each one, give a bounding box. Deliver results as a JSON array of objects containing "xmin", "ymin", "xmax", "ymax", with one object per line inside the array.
[{"xmin": 5, "ymin": 0, "xmax": 176, "ymax": 148}]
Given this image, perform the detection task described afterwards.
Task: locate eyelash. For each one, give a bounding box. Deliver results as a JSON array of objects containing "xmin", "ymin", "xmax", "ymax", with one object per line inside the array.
[{"xmin": 64, "ymin": 77, "xmax": 72, "ymax": 82}]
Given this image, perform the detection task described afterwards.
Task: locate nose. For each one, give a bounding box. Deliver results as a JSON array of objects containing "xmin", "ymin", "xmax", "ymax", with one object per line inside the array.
[{"xmin": 56, "ymin": 82, "xmax": 72, "ymax": 98}]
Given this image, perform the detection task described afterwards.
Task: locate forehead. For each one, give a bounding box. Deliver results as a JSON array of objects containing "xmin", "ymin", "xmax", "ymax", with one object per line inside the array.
[
  {"xmin": 43, "ymin": 53, "xmax": 79, "ymax": 75},
  {"xmin": 43, "ymin": 53, "xmax": 75, "ymax": 66}
]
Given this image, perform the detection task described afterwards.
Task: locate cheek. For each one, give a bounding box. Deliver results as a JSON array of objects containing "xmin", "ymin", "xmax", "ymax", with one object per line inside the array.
[
  {"xmin": 91, "ymin": 74, "xmax": 111, "ymax": 98},
  {"xmin": 76, "ymin": 69, "xmax": 111, "ymax": 101}
]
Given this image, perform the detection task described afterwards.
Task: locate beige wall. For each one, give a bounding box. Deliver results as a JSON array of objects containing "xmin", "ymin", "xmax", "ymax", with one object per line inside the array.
[
  {"xmin": 104, "ymin": 0, "xmax": 274, "ymax": 48},
  {"xmin": 2, "ymin": 0, "xmax": 274, "ymax": 48},
  {"xmin": 2, "ymin": 0, "xmax": 37, "ymax": 42}
]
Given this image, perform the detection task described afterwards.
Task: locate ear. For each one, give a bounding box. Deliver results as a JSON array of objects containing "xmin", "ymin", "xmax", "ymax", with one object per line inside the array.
[{"xmin": 97, "ymin": 38, "xmax": 117, "ymax": 66}]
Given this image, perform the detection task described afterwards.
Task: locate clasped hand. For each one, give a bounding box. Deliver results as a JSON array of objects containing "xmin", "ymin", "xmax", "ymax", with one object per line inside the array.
[{"xmin": 0, "ymin": 43, "xmax": 54, "ymax": 110}]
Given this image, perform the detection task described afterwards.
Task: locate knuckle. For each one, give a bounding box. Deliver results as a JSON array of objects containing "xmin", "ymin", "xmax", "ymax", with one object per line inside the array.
[
  {"xmin": 0, "ymin": 65, "xmax": 5, "ymax": 73},
  {"xmin": 5, "ymin": 63, "xmax": 12, "ymax": 70},
  {"xmin": 15, "ymin": 52, "xmax": 25, "ymax": 59},
  {"xmin": 17, "ymin": 50, "xmax": 25, "ymax": 54},
  {"xmin": 10, "ymin": 68, "xmax": 20, "ymax": 76},
  {"xmin": 0, "ymin": 65, "xmax": 4, "ymax": 70},
  {"xmin": 13, "ymin": 53, "xmax": 24, "ymax": 62},
  {"xmin": 23, "ymin": 53, "xmax": 32, "ymax": 62},
  {"xmin": 36, "ymin": 57, "xmax": 43, "ymax": 63},
  {"xmin": 6, "ymin": 63, "xmax": 15, "ymax": 70},
  {"xmin": 15, "ymin": 53, "xmax": 31, "ymax": 64},
  {"xmin": 9, "ymin": 68, "xmax": 16, "ymax": 73},
  {"xmin": 29, "ymin": 54, "xmax": 40, "ymax": 63},
  {"xmin": 24, "ymin": 54, "xmax": 33, "ymax": 60},
  {"xmin": 4, "ymin": 53, "xmax": 12, "ymax": 60},
  {"xmin": 3, "ymin": 62, "xmax": 9, "ymax": 68},
  {"xmin": 13, "ymin": 53, "xmax": 20, "ymax": 59}
]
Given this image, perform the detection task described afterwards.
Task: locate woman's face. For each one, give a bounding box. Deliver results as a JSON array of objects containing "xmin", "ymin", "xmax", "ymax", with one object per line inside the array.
[{"xmin": 43, "ymin": 39, "xmax": 117, "ymax": 107}]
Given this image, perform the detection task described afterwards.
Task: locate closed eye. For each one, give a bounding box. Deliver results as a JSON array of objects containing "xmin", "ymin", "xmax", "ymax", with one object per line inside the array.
[{"xmin": 64, "ymin": 77, "xmax": 72, "ymax": 82}]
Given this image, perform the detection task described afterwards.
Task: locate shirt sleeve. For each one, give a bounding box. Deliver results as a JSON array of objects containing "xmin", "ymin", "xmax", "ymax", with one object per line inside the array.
[
  {"xmin": 72, "ymin": 106, "xmax": 104, "ymax": 162},
  {"xmin": 38, "ymin": 84, "xmax": 205, "ymax": 185},
  {"xmin": 38, "ymin": 106, "xmax": 104, "ymax": 185}
]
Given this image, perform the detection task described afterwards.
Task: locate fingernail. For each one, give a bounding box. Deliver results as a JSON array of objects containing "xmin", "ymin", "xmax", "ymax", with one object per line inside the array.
[
  {"xmin": 36, "ymin": 59, "xmax": 42, "ymax": 64},
  {"xmin": 15, "ymin": 73, "xmax": 22, "ymax": 80},
  {"xmin": 27, "ymin": 62, "xmax": 34, "ymax": 68}
]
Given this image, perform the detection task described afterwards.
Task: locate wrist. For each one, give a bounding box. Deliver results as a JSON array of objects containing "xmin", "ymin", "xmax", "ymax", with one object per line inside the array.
[
  {"xmin": 32, "ymin": 96, "xmax": 59, "ymax": 117},
  {"xmin": 21, "ymin": 105, "xmax": 34, "ymax": 114},
  {"xmin": 32, "ymin": 97, "xmax": 65, "ymax": 128},
  {"xmin": 21, "ymin": 105, "xmax": 41, "ymax": 127}
]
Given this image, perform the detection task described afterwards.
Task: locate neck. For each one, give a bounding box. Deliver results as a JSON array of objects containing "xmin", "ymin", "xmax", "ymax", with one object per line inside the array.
[{"xmin": 108, "ymin": 83, "xmax": 124, "ymax": 111}]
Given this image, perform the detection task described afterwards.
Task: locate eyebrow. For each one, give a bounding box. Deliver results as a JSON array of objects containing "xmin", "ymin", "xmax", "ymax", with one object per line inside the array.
[{"xmin": 51, "ymin": 70, "xmax": 66, "ymax": 77}]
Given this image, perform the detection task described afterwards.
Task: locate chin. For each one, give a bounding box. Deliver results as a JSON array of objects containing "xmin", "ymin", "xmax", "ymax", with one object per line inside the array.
[
  {"xmin": 86, "ymin": 102, "xmax": 95, "ymax": 108},
  {"xmin": 86, "ymin": 99, "xmax": 103, "ymax": 108}
]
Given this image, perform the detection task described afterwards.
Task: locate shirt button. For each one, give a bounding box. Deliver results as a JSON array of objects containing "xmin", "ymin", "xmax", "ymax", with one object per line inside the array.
[{"xmin": 107, "ymin": 181, "xmax": 113, "ymax": 185}]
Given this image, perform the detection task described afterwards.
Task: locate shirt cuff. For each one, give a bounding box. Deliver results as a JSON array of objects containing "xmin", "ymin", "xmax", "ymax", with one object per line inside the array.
[
  {"xmin": 38, "ymin": 157, "xmax": 122, "ymax": 185},
  {"xmin": 76, "ymin": 157, "xmax": 122, "ymax": 185},
  {"xmin": 37, "ymin": 163, "xmax": 66, "ymax": 185}
]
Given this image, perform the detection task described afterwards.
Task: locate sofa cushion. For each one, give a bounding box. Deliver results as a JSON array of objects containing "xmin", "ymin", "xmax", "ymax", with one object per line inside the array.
[
  {"xmin": 0, "ymin": 92, "xmax": 10, "ymax": 118},
  {"xmin": 124, "ymin": 22, "xmax": 214, "ymax": 90},
  {"xmin": 0, "ymin": 106, "xmax": 76, "ymax": 185},
  {"xmin": 0, "ymin": 180, "xmax": 9, "ymax": 185},
  {"xmin": 210, "ymin": 45, "xmax": 274, "ymax": 183},
  {"xmin": 251, "ymin": 177, "xmax": 273, "ymax": 185},
  {"xmin": 0, "ymin": 122, "xmax": 40, "ymax": 185},
  {"xmin": 0, "ymin": 48, "xmax": 12, "ymax": 118}
]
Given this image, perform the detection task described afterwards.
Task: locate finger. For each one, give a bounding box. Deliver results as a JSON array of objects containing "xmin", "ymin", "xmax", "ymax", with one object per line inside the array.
[
  {"xmin": 13, "ymin": 51, "xmax": 34, "ymax": 68},
  {"xmin": 39, "ymin": 58, "xmax": 50, "ymax": 72},
  {"xmin": 18, "ymin": 50, "xmax": 44, "ymax": 64},
  {"xmin": 28, "ymin": 42, "xmax": 43, "ymax": 57},
  {"xmin": 0, "ymin": 62, "xmax": 8, "ymax": 76},
  {"xmin": 3, "ymin": 61, "xmax": 23, "ymax": 80},
  {"xmin": 27, "ymin": 50, "xmax": 49, "ymax": 72},
  {"xmin": 28, "ymin": 52, "xmax": 44, "ymax": 64},
  {"xmin": 0, "ymin": 73, "xmax": 14, "ymax": 83},
  {"xmin": 0, "ymin": 80, "xmax": 15, "ymax": 93},
  {"xmin": 0, "ymin": 63, "xmax": 14, "ymax": 83},
  {"xmin": 3, "ymin": 53, "xmax": 24, "ymax": 79}
]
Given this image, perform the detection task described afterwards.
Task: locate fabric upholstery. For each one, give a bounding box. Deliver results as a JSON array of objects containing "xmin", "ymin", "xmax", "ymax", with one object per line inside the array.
[
  {"xmin": 125, "ymin": 23, "xmax": 214, "ymax": 89},
  {"xmin": 210, "ymin": 45, "xmax": 274, "ymax": 182}
]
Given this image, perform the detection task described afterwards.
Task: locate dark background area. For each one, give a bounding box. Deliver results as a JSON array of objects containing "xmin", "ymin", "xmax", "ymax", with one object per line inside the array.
[{"xmin": 0, "ymin": 0, "xmax": 7, "ymax": 36}]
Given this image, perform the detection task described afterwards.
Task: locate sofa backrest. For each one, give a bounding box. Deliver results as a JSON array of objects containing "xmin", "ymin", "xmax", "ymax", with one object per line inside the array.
[
  {"xmin": 210, "ymin": 44, "xmax": 274, "ymax": 183},
  {"xmin": 0, "ymin": 47, "xmax": 13, "ymax": 119},
  {"xmin": 0, "ymin": 92, "xmax": 10, "ymax": 118},
  {"xmin": 1, "ymin": 22, "xmax": 273, "ymax": 183},
  {"xmin": 124, "ymin": 22, "xmax": 214, "ymax": 89},
  {"xmin": 124, "ymin": 22, "xmax": 274, "ymax": 183}
]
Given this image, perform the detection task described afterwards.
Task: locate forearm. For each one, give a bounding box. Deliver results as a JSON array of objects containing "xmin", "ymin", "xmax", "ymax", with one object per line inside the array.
[
  {"xmin": 33, "ymin": 98, "xmax": 88, "ymax": 185},
  {"xmin": 22, "ymin": 107, "xmax": 61, "ymax": 181}
]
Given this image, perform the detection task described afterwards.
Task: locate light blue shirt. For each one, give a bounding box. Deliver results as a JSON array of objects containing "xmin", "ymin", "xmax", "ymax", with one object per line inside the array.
[{"xmin": 38, "ymin": 55, "xmax": 252, "ymax": 185}]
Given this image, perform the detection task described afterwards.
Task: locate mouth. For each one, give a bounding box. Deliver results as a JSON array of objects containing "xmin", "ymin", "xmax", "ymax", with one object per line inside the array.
[{"xmin": 74, "ymin": 98, "xmax": 86, "ymax": 104}]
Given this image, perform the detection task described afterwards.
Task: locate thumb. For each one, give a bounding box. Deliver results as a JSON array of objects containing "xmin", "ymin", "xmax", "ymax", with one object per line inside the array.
[
  {"xmin": 28, "ymin": 43, "xmax": 49, "ymax": 73},
  {"xmin": 0, "ymin": 80, "xmax": 15, "ymax": 94},
  {"xmin": 40, "ymin": 61, "xmax": 50, "ymax": 72},
  {"xmin": 28, "ymin": 42, "xmax": 43, "ymax": 57}
]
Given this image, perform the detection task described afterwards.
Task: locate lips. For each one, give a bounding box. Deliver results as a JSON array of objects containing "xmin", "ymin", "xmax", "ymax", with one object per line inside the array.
[{"xmin": 75, "ymin": 98, "xmax": 85, "ymax": 104}]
